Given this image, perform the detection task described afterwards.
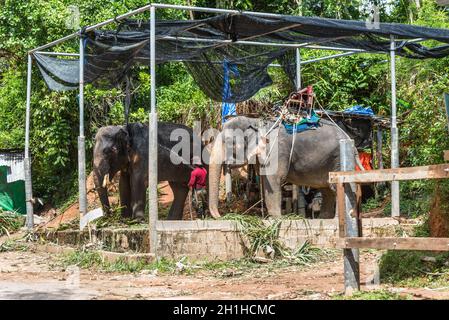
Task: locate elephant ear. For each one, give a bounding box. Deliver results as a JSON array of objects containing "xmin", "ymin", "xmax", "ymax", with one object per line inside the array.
[{"xmin": 115, "ymin": 127, "xmax": 130, "ymax": 153}]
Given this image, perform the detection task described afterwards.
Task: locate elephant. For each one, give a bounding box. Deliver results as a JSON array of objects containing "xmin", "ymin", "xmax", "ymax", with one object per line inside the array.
[
  {"xmin": 208, "ymin": 115, "xmax": 353, "ymax": 219},
  {"xmin": 93, "ymin": 122, "xmax": 204, "ymax": 220}
]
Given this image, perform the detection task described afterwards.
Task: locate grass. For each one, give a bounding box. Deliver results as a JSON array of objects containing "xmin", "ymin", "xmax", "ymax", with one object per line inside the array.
[
  {"xmin": 59, "ymin": 245, "xmax": 333, "ymax": 276},
  {"xmin": 0, "ymin": 239, "xmax": 28, "ymax": 253},
  {"xmin": 333, "ymin": 289, "xmax": 411, "ymax": 300},
  {"xmin": 379, "ymin": 250, "xmax": 449, "ymax": 288},
  {"xmin": 378, "ymin": 216, "xmax": 449, "ymax": 288},
  {"xmin": 0, "ymin": 211, "xmax": 24, "ymax": 236}
]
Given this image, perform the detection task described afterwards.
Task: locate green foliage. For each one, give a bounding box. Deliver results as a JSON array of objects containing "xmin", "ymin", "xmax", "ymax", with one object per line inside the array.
[
  {"xmin": 379, "ymin": 250, "xmax": 449, "ymax": 287},
  {"xmin": 0, "ymin": 211, "xmax": 24, "ymax": 236},
  {"xmin": 1, "ymin": 0, "xmax": 449, "ymax": 213},
  {"xmin": 0, "ymin": 239, "xmax": 28, "ymax": 252},
  {"xmin": 333, "ymin": 289, "xmax": 411, "ymax": 300},
  {"xmin": 62, "ymin": 249, "xmax": 104, "ymax": 268}
]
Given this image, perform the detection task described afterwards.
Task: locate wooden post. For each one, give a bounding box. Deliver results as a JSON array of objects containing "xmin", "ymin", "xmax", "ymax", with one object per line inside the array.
[
  {"xmin": 444, "ymin": 150, "xmax": 449, "ymax": 162},
  {"xmin": 376, "ymin": 128, "xmax": 383, "ymax": 170},
  {"xmin": 336, "ymin": 182, "xmax": 346, "ymax": 238},
  {"xmin": 375, "ymin": 128, "xmax": 384, "ymax": 193},
  {"xmin": 340, "ymin": 139, "xmax": 361, "ymax": 295},
  {"xmin": 356, "ymin": 183, "xmax": 363, "ymax": 237},
  {"xmin": 444, "ymin": 93, "xmax": 449, "ymax": 134}
]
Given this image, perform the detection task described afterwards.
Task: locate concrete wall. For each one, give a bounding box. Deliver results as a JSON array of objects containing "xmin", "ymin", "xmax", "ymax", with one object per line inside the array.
[{"xmin": 41, "ymin": 218, "xmax": 412, "ymax": 261}]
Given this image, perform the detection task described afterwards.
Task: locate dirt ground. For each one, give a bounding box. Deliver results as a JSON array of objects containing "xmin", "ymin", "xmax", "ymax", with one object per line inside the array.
[{"xmin": 1, "ymin": 248, "xmax": 449, "ymax": 300}]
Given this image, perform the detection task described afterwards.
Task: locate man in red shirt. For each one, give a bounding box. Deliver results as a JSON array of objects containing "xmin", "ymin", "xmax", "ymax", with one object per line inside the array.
[{"xmin": 188, "ymin": 157, "xmax": 207, "ymax": 219}]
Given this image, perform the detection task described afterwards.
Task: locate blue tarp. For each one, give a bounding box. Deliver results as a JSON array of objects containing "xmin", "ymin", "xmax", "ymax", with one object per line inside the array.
[
  {"xmin": 343, "ymin": 105, "xmax": 374, "ymax": 116},
  {"xmin": 221, "ymin": 59, "xmax": 239, "ymax": 124}
]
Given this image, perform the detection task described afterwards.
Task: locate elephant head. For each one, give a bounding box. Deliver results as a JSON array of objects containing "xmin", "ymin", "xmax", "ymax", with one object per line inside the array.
[
  {"xmin": 208, "ymin": 117, "xmax": 268, "ymax": 218},
  {"xmin": 92, "ymin": 125, "xmax": 130, "ymax": 214}
]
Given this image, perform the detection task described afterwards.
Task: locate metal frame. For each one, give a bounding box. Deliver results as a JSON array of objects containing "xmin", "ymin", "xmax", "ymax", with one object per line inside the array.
[
  {"xmin": 25, "ymin": 3, "xmax": 412, "ymax": 250},
  {"xmin": 390, "ymin": 36, "xmax": 399, "ymax": 217}
]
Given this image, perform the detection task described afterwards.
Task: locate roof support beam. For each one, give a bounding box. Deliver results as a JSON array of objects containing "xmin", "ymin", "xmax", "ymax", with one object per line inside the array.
[
  {"xmin": 29, "ymin": 4, "xmax": 154, "ymax": 53},
  {"xmin": 151, "ymin": 3, "xmax": 285, "ymax": 18}
]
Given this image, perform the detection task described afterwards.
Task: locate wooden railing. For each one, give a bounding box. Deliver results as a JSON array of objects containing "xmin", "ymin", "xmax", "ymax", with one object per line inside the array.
[
  {"xmin": 329, "ymin": 162, "xmax": 449, "ymax": 251},
  {"xmin": 330, "ymin": 142, "xmax": 449, "ymax": 294}
]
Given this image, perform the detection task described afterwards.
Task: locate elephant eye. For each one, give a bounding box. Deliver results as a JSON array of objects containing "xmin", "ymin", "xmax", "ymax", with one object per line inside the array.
[{"xmin": 103, "ymin": 146, "xmax": 117, "ymax": 155}]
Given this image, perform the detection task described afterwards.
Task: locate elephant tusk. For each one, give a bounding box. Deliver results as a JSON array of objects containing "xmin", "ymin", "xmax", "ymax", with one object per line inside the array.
[{"xmin": 102, "ymin": 174, "xmax": 110, "ymax": 188}]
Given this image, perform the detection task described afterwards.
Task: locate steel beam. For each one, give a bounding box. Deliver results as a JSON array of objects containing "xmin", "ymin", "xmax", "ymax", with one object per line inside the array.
[
  {"xmin": 148, "ymin": 5, "xmax": 159, "ymax": 256},
  {"xmin": 24, "ymin": 54, "xmax": 34, "ymax": 229},
  {"xmin": 151, "ymin": 3, "xmax": 284, "ymax": 18},
  {"xmin": 35, "ymin": 51, "xmax": 80, "ymax": 57},
  {"xmin": 390, "ymin": 35, "xmax": 400, "ymax": 217},
  {"xmin": 78, "ymin": 36, "xmax": 87, "ymax": 223},
  {"xmin": 29, "ymin": 4, "xmax": 154, "ymax": 53},
  {"xmin": 340, "ymin": 139, "xmax": 361, "ymax": 295},
  {"xmin": 301, "ymin": 51, "xmax": 359, "ymax": 65}
]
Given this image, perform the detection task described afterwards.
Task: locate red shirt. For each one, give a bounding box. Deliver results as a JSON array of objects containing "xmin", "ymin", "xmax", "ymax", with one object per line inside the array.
[
  {"xmin": 355, "ymin": 151, "xmax": 373, "ymax": 171},
  {"xmin": 188, "ymin": 167, "xmax": 207, "ymax": 189}
]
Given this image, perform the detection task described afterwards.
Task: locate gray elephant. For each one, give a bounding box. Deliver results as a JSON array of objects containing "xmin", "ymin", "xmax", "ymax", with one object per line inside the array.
[
  {"xmin": 208, "ymin": 116, "xmax": 350, "ymax": 218},
  {"xmin": 93, "ymin": 122, "xmax": 203, "ymax": 220}
]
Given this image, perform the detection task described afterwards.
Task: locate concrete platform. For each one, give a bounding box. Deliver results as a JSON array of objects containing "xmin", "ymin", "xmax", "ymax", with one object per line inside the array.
[{"xmin": 39, "ymin": 218, "xmax": 415, "ymax": 261}]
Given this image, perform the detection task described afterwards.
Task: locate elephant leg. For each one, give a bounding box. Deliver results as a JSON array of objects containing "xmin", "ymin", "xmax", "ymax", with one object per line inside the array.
[
  {"xmin": 262, "ymin": 174, "xmax": 282, "ymax": 217},
  {"xmin": 130, "ymin": 174, "xmax": 146, "ymax": 221},
  {"xmin": 166, "ymin": 182, "xmax": 189, "ymax": 220},
  {"xmin": 319, "ymin": 188, "xmax": 336, "ymax": 219},
  {"xmin": 119, "ymin": 170, "xmax": 132, "ymax": 218}
]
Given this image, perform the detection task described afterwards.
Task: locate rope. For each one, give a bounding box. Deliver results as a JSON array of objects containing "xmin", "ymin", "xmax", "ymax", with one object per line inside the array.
[
  {"xmin": 288, "ymin": 123, "xmax": 296, "ymax": 169},
  {"xmin": 264, "ymin": 115, "xmax": 282, "ymax": 137},
  {"xmin": 262, "ymin": 127, "xmax": 279, "ymax": 167},
  {"xmin": 315, "ymin": 97, "xmax": 366, "ymax": 171}
]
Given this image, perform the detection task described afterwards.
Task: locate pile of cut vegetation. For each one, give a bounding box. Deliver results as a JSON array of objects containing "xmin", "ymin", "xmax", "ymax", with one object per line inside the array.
[{"xmin": 0, "ymin": 210, "xmax": 24, "ymax": 237}]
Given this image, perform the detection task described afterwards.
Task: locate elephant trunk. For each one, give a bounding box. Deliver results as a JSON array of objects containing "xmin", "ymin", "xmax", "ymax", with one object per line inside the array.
[
  {"xmin": 93, "ymin": 161, "xmax": 112, "ymax": 215},
  {"xmin": 208, "ymin": 135, "xmax": 224, "ymax": 219}
]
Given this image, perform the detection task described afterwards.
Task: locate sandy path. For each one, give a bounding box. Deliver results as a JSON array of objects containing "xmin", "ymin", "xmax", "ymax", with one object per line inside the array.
[{"xmin": 0, "ymin": 249, "xmax": 448, "ymax": 300}]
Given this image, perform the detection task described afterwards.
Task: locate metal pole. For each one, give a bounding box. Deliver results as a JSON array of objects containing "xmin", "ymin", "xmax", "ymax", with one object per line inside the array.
[
  {"xmin": 301, "ymin": 51, "xmax": 359, "ymax": 65},
  {"xmin": 24, "ymin": 54, "xmax": 34, "ymax": 229},
  {"xmin": 35, "ymin": 51, "xmax": 81, "ymax": 57},
  {"xmin": 291, "ymin": 47, "xmax": 301, "ymax": 213},
  {"xmin": 152, "ymin": 2, "xmax": 285, "ymax": 18},
  {"xmin": 390, "ymin": 35, "xmax": 400, "ymax": 217},
  {"xmin": 295, "ymin": 48, "xmax": 302, "ymax": 89},
  {"xmin": 29, "ymin": 4, "xmax": 154, "ymax": 53},
  {"xmin": 340, "ymin": 139, "xmax": 360, "ymax": 295},
  {"xmin": 149, "ymin": 5, "xmax": 159, "ymax": 256},
  {"xmin": 78, "ymin": 35, "xmax": 87, "ymax": 222}
]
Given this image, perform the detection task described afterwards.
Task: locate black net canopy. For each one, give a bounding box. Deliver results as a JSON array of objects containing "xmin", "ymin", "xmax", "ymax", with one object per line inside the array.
[{"xmin": 33, "ymin": 13, "xmax": 449, "ymax": 102}]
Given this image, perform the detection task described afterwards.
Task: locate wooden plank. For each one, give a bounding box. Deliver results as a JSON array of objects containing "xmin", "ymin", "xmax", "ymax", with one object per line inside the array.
[
  {"xmin": 336, "ymin": 182, "xmax": 346, "ymax": 237},
  {"xmin": 329, "ymin": 163, "xmax": 449, "ymax": 184},
  {"xmin": 437, "ymin": 0, "xmax": 449, "ymax": 6},
  {"xmin": 444, "ymin": 150, "xmax": 449, "ymax": 162},
  {"xmin": 337, "ymin": 237, "xmax": 449, "ymax": 251}
]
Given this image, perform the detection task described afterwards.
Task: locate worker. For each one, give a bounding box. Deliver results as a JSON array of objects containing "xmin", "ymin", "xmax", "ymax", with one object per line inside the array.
[{"xmin": 188, "ymin": 157, "xmax": 207, "ymax": 219}]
